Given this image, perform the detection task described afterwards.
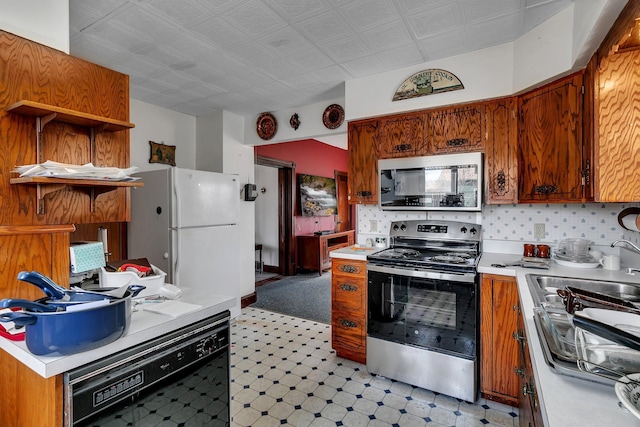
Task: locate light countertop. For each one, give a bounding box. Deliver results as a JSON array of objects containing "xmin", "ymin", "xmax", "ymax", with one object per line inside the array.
[
  {"xmin": 330, "ymin": 244, "xmax": 386, "ymax": 261},
  {"xmin": 0, "ymin": 289, "xmax": 235, "ymax": 378},
  {"xmin": 479, "ymin": 252, "xmax": 640, "ymax": 426}
]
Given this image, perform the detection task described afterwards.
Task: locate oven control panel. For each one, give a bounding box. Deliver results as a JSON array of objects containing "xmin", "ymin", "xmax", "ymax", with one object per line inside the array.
[{"xmin": 416, "ymin": 224, "xmax": 447, "ymax": 233}]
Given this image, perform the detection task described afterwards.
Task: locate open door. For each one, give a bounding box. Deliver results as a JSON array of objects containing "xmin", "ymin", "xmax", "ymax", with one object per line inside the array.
[{"xmin": 256, "ymin": 156, "xmax": 296, "ymax": 276}]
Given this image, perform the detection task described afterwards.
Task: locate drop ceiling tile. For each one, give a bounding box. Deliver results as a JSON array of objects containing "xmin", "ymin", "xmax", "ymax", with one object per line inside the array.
[
  {"xmin": 223, "ymin": 0, "xmax": 288, "ymax": 38},
  {"xmin": 281, "ymin": 73, "xmax": 321, "ymax": 90},
  {"xmin": 70, "ymin": 0, "xmax": 127, "ymax": 19},
  {"xmin": 308, "ymin": 65, "xmax": 352, "ymax": 85},
  {"xmin": 394, "ymin": 0, "xmax": 452, "ymax": 14},
  {"xmin": 377, "ymin": 43, "xmax": 424, "ymax": 70},
  {"xmin": 417, "ymin": 29, "xmax": 469, "ymax": 60},
  {"xmin": 295, "ymin": 11, "xmax": 354, "ymax": 44},
  {"xmin": 258, "ymin": 59, "xmax": 303, "ymax": 81},
  {"xmin": 258, "ymin": 26, "xmax": 316, "ymax": 58},
  {"xmin": 341, "ymin": 54, "xmax": 387, "ymax": 77},
  {"xmin": 341, "ymin": 0, "xmax": 399, "ymax": 32},
  {"xmin": 264, "ymin": 0, "xmax": 332, "ymax": 20},
  {"xmin": 361, "ymin": 21, "xmax": 414, "ymax": 51},
  {"xmin": 82, "ymin": 19, "xmax": 154, "ymax": 53},
  {"xmin": 321, "ymin": 34, "xmax": 371, "ymax": 63},
  {"xmin": 193, "ymin": 17, "xmax": 251, "ymax": 48},
  {"xmin": 195, "ymin": 0, "xmax": 247, "ymax": 14},
  {"xmin": 69, "ymin": 6, "xmax": 101, "ymax": 35},
  {"xmin": 146, "ymin": 0, "xmax": 211, "ymax": 28},
  {"xmin": 166, "ymin": 33, "xmax": 222, "ymax": 62},
  {"xmin": 406, "ymin": 2, "xmax": 462, "ymax": 39},
  {"xmin": 134, "ymin": 45, "xmax": 195, "ymax": 70},
  {"xmin": 286, "ymin": 49, "xmax": 335, "ymax": 72},
  {"xmin": 465, "ymin": 11, "xmax": 522, "ymax": 50},
  {"xmin": 110, "ymin": 3, "xmax": 181, "ymax": 43},
  {"xmin": 461, "ymin": 0, "xmax": 521, "ymax": 23},
  {"xmin": 181, "ymin": 64, "xmax": 227, "ymax": 83}
]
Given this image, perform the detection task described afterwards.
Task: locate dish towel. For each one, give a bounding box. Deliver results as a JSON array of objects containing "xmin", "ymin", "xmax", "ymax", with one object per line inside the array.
[{"xmin": 142, "ymin": 300, "xmax": 202, "ymax": 318}]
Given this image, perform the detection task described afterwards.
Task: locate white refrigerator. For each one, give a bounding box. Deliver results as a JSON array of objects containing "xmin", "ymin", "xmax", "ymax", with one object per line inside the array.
[{"xmin": 128, "ymin": 168, "xmax": 241, "ymax": 318}]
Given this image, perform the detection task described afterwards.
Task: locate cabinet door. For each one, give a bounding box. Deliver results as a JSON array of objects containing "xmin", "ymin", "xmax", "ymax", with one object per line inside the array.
[
  {"xmin": 430, "ymin": 104, "xmax": 485, "ymax": 153},
  {"xmin": 480, "ymin": 274, "xmax": 520, "ymax": 406},
  {"xmin": 485, "ymin": 98, "xmax": 518, "ymax": 204},
  {"xmin": 378, "ymin": 112, "xmax": 428, "ymax": 158},
  {"xmin": 348, "ymin": 119, "xmax": 379, "ymax": 204},
  {"xmin": 518, "ymin": 73, "xmax": 585, "ymax": 202},
  {"xmin": 517, "ymin": 300, "xmax": 543, "ymax": 427},
  {"xmin": 595, "ymin": 49, "xmax": 640, "ymax": 201}
]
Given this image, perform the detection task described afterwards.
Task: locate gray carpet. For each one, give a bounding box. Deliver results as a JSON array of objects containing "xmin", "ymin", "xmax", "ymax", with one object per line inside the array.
[{"xmin": 251, "ymin": 271, "xmax": 331, "ymax": 324}]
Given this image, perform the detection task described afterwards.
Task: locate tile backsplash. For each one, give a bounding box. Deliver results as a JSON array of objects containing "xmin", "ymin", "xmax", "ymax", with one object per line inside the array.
[{"xmin": 357, "ymin": 203, "xmax": 640, "ymax": 251}]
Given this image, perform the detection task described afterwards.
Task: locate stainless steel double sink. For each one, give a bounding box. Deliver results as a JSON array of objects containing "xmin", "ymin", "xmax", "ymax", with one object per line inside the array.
[
  {"xmin": 526, "ymin": 274, "xmax": 640, "ymax": 384},
  {"xmin": 526, "ymin": 274, "xmax": 640, "ymax": 307}
]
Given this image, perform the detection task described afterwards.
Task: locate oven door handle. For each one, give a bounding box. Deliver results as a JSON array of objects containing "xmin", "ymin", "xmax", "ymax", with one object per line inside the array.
[{"xmin": 366, "ymin": 263, "xmax": 476, "ymax": 283}]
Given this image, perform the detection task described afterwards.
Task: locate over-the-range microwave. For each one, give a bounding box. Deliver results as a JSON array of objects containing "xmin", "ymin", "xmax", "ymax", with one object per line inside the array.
[{"xmin": 379, "ymin": 152, "xmax": 483, "ymax": 211}]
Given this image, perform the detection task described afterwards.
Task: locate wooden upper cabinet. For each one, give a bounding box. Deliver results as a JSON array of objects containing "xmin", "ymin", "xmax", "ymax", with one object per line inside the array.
[
  {"xmin": 378, "ymin": 112, "xmax": 428, "ymax": 158},
  {"xmin": 429, "ymin": 103, "xmax": 485, "ymax": 154},
  {"xmin": 518, "ymin": 72, "xmax": 587, "ymax": 203},
  {"xmin": 348, "ymin": 119, "xmax": 379, "ymax": 204},
  {"xmin": 595, "ymin": 48, "xmax": 640, "ymax": 202},
  {"xmin": 485, "ymin": 98, "xmax": 518, "ymax": 204}
]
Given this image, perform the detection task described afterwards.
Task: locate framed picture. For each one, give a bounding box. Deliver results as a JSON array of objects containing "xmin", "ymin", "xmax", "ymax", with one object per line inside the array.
[{"xmin": 149, "ymin": 141, "xmax": 176, "ymax": 166}]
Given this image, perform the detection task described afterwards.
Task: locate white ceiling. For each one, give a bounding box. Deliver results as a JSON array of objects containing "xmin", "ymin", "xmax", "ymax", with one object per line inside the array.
[{"xmin": 69, "ymin": 0, "xmax": 574, "ymax": 118}]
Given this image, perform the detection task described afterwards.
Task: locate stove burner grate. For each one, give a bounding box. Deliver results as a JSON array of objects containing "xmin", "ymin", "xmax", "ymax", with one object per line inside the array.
[
  {"xmin": 382, "ymin": 248, "xmax": 421, "ymax": 259},
  {"xmin": 431, "ymin": 254, "xmax": 470, "ymax": 264}
]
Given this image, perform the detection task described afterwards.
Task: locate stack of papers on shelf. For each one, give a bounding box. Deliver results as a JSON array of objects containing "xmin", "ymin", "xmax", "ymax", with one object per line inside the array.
[{"xmin": 13, "ymin": 160, "xmax": 139, "ymax": 181}]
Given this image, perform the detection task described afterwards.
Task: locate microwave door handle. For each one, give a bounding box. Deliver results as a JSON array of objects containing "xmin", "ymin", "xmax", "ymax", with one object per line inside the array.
[{"xmin": 451, "ymin": 166, "xmax": 458, "ymax": 194}]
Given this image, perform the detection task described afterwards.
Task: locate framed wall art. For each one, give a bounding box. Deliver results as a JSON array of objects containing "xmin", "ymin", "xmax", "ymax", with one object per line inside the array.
[{"xmin": 149, "ymin": 141, "xmax": 176, "ymax": 166}]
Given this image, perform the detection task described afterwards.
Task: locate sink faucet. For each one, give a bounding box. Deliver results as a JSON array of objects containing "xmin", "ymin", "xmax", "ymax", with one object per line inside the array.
[
  {"xmin": 611, "ymin": 239, "xmax": 640, "ymax": 255},
  {"xmin": 612, "ymin": 240, "xmax": 640, "ymax": 274}
]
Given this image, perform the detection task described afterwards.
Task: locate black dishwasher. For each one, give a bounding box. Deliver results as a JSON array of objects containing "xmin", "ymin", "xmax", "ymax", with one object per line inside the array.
[{"xmin": 64, "ymin": 310, "xmax": 230, "ymax": 426}]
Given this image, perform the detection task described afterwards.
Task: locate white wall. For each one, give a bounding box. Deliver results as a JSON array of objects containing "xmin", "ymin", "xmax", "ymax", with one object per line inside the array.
[
  {"xmin": 221, "ymin": 111, "xmax": 256, "ymax": 312},
  {"xmin": 130, "ymin": 99, "xmax": 196, "ymax": 172},
  {"xmin": 255, "ymin": 165, "xmax": 279, "ymax": 268},
  {"xmin": 244, "ymin": 98, "xmax": 346, "ymax": 146},
  {"xmin": 0, "ymin": 0, "xmax": 69, "ymax": 53},
  {"xmin": 196, "ymin": 112, "xmax": 224, "ymax": 172},
  {"xmin": 346, "ymin": 43, "xmax": 514, "ymax": 121}
]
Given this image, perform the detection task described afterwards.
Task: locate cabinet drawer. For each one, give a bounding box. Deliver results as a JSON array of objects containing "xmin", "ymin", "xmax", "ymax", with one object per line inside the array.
[
  {"xmin": 333, "ymin": 275, "xmax": 365, "ymax": 311},
  {"xmin": 332, "ymin": 312, "xmax": 366, "ymax": 349},
  {"xmin": 331, "ymin": 259, "xmax": 366, "ymax": 277}
]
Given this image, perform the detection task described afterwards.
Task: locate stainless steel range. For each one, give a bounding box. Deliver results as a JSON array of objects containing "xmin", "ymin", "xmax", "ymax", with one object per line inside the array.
[{"xmin": 367, "ymin": 220, "xmax": 481, "ymax": 402}]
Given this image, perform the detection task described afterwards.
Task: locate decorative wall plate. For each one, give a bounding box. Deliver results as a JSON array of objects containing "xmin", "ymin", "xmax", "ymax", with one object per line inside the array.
[
  {"xmin": 290, "ymin": 113, "xmax": 300, "ymax": 130},
  {"xmin": 322, "ymin": 104, "xmax": 344, "ymax": 129},
  {"xmin": 256, "ymin": 112, "xmax": 277, "ymax": 140}
]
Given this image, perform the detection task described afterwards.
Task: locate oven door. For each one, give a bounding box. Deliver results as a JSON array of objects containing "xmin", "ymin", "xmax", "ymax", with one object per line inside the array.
[{"xmin": 367, "ymin": 264, "xmax": 478, "ymax": 359}]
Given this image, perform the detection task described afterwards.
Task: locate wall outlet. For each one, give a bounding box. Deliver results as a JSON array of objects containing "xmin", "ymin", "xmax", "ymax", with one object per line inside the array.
[
  {"xmin": 534, "ymin": 223, "xmax": 545, "ymax": 239},
  {"xmin": 370, "ymin": 220, "xmax": 377, "ymax": 232}
]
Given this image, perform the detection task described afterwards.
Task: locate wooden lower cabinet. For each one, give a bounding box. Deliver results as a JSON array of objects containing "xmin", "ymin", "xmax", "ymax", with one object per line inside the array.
[
  {"xmin": 331, "ymin": 258, "xmax": 367, "ymax": 364},
  {"xmin": 480, "ymin": 274, "xmax": 520, "ymax": 405},
  {"xmin": 298, "ymin": 231, "xmax": 355, "ymax": 275},
  {"xmin": 517, "ymin": 298, "xmax": 543, "ymax": 427}
]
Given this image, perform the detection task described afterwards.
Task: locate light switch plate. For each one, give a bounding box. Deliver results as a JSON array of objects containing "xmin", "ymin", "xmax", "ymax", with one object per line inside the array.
[{"xmin": 534, "ymin": 223, "xmax": 545, "ymax": 239}]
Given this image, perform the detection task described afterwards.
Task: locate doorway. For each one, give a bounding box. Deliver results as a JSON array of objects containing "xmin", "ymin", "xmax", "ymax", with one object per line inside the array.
[{"xmin": 255, "ymin": 156, "xmax": 296, "ymax": 277}]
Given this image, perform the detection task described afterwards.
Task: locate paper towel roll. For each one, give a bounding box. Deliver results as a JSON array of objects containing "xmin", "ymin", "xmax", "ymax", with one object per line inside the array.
[
  {"xmin": 98, "ymin": 227, "xmax": 109, "ymax": 261},
  {"xmin": 622, "ymin": 214, "xmax": 640, "ymax": 232}
]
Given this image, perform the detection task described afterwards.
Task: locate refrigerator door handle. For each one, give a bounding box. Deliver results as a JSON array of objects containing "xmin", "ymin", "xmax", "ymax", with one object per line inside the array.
[
  {"xmin": 174, "ymin": 169, "xmax": 181, "ymax": 228},
  {"xmin": 173, "ymin": 228, "xmax": 180, "ymax": 287}
]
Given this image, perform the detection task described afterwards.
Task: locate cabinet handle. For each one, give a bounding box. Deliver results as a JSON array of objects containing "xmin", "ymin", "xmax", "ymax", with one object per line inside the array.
[
  {"xmin": 357, "ymin": 191, "xmax": 372, "ymax": 197},
  {"xmin": 496, "ymin": 170, "xmax": 507, "ymax": 194},
  {"xmin": 340, "ymin": 283, "xmax": 358, "ymax": 292},
  {"xmin": 339, "ymin": 265, "xmax": 359, "ymax": 274},
  {"xmin": 446, "ymin": 138, "xmax": 468, "ymax": 147},
  {"xmin": 534, "ymin": 184, "xmax": 558, "ymax": 194},
  {"xmin": 340, "ymin": 319, "xmax": 357, "ymax": 328},
  {"xmin": 582, "ymin": 159, "xmax": 591, "ymax": 186},
  {"xmin": 393, "ymin": 143, "xmax": 412, "ymax": 152},
  {"xmin": 513, "ymin": 304, "xmax": 520, "ymax": 313},
  {"xmin": 514, "ymin": 366, "xmax": 525, "ymax": 378}
]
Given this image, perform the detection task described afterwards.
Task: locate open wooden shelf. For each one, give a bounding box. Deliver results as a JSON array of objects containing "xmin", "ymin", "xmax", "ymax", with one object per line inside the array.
[
  {"xmin": 6, "ymin": 100, "xmax": 134, "ymax": 132},
  {"xmin": 10, "ymin": 176, "xmax": 143, "ymax": 188}
]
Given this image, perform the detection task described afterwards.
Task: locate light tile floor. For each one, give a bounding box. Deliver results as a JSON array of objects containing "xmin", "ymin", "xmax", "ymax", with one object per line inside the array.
[{"xmin": 231, "ymin": 307, "xmax": 519, "ymax": 427}]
